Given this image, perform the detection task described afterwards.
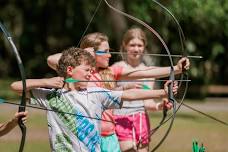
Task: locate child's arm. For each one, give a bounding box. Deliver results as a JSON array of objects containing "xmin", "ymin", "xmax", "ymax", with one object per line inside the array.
[
  {"xmin": 144, "ymin": 98, "xmax": 172, "ymax": 111},
  {"xmin": 121, "ymin": 81, "xmax": 178, "ymax": 101},
  {"xmin": 120, "ymin": 57, "xmax": 190, "ymax": 80},
  {"xmin": 47, "ymin": 53, "xmax": 62, "ymax": 71},
  {"xmin": 10, "ymin": 77, "xmax": 64, "ymax": 96},
  {"xmin": 122, "ymin": 89, "xmax": 166, "ymax": 101},
  {"xmin": 113, "ymin": 82, "xmax": 144, "ymax": 91},
  {"xmin": 0, "ymin": 111, "xmax": 28, "ymax": 137}
]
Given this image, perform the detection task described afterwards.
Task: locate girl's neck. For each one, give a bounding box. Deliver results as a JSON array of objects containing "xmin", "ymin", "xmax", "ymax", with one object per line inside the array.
[
  {"xmin": 126, "ymin": 58, "xmax": 141, "ymax": 68},
  {"xmin": 95, "ymin": 67, "xmax": 107, "ymax": 72}
]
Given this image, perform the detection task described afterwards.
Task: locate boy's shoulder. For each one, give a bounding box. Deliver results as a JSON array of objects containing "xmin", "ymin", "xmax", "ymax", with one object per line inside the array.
[
  {"xmin": 86, "ymin": 87, "xmax": 117, "ymax": 97},
  {"xmin": 87, "ymin": 87, "xmax": 110, "ymax": 92},
  {"xmin": 32, "ymin": 87, "xmax": 56, "ymax": 92},
  {"xmin": 30, "ymin": 87, "xmax": 57, "ymax": 97}
]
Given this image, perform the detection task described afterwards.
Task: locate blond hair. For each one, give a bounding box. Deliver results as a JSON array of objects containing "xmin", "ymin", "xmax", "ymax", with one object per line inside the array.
[
  {"xmin": 80, "ymin": 32, "xmax": 116, "ymax": 89},
  {"xmin": 80, "ymin": 32, "xmax": 108, "ymax": 51},
  {"xmin": 99, "ymin": 68, "xmax": 116, "ymax": 89}
]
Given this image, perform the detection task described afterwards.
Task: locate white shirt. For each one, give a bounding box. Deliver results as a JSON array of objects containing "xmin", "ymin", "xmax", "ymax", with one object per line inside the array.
[{"xmin": 31, "ymin": 87, "xmax": 123, "ymax": 152}]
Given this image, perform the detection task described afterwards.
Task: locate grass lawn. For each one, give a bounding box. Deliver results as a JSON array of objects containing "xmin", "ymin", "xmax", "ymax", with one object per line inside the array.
[
  {"xmin": 0, "ymin": 79, "xmax": 228, "ymax": 151},
  {"xmin": 0, "ymin": 79, "xmax": 19, "ymax": 100},
  {"xmin": 0, "ymin": 102, "xmax": 228, "ymax": 152},
  {"xmin": 148, "ymin": 110, "xmax": 228, "ymax": 152}
]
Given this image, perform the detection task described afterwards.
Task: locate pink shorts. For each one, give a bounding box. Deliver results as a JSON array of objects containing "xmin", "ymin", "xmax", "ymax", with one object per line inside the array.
[{"xmin": 114, "ymin": 112, "xmax": 150, "ymax": 144}]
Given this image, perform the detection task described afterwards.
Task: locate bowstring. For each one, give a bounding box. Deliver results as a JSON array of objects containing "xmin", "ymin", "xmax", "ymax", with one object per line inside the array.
[
  {"xmin": 149, "ymin": 1, "xmax": 190, "ymax": 151},
  {"xmin": 102, "ymin": 0, "xmax": 178, "ymax": 151},
  {"xmin": 2, "ymin": 99, "xmax": 115, "ymax": 123},
  {"xmin": 151, "ymin": 0, "xmax": 190, "ymax": 128},
  {"xmin": 0, "ymin": 22, "xmax": 27, "ymax": 152},
  {"xmin": 76, "ymin": 0, "xmax": 103, "ymax": 48}
]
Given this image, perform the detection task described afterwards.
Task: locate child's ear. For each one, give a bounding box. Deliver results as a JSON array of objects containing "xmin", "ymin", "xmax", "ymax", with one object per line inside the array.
[{"xmin": 66, "ymin": 66, "xmax": 74, "ymax": 76}]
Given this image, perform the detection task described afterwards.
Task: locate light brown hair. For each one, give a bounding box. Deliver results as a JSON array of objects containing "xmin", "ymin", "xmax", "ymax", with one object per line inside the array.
[
  {"xmin": 80, "ymin": 32, "xmax": 116, "ymax": 89},
  {"xmin": 121, "ymin": 27, "xmax": 147, "ymax": 61},
  {"xmin": 57, "ymin": 47, "xmax": 95, "ymax": 78},
  {"xmin": 80, "ymin": 32, "xmax": 109, "ymax": 51}
]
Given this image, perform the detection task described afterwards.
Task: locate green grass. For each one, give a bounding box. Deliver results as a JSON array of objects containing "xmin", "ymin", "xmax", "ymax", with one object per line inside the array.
[
  {"xmin": 0, "ymin": 108, "xmax": 227, "ymax": 152},
  {"xmin": 0, "ymin": 84, "xmax": 228, "ymax": 152},
  {"xmin": 0, "ymin": 141, "xmax": 51, "ymax": 152},
  {"xmin": 148, "ymin": 111, "xmax": 228, "ymax": 152},
  {"xmin": 0, "ymin": 78, "xmax": 19, "ymax": 100},
  {"xmin": 0, "ymin": 108, "xmax": 51, "ymax": 152}
]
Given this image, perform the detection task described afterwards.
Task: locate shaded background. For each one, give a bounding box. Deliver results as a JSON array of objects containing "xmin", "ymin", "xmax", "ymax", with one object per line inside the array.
[
  {"xmin": 0, "ymin": 0, "xmax": 228, "ymax": 98},
  {"xmin": 0, "ymin": 1, "xmax": 228, "ymax": 152}
]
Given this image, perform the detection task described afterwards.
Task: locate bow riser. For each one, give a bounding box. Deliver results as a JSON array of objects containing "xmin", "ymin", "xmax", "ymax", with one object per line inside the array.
[{"xmin": 0, "ymin": 22, "xmax": 27, "ymax": 152}]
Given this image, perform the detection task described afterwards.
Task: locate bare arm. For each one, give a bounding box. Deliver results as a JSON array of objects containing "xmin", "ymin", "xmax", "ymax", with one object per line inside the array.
[
  {"xmin": 122, "ymin": 89, "xmax": 167, "ymax": 101},
  {"xmin": 120, "ymin": 57, "xmax": 190, "ymax": 80},
  {"xmin": 144, "ymin": 98, "xmax": 173, "ymax": 111},
  {"xmin": 0, "ymin": 111, "xmax": 28, "ymax": 137},
  {"xmin": 142, "ymin": 80, "xmax": 157, "ymax": 111},
  {"xmin": 143, "ymin": 100, "xmax": 157, "ymax": 111},
  {"xmin": 121, "ymin": 80, "xmax": 178, "ymax": 101},
  {"xmin": 47, "ymin": 53, "xmax": 62, "ymax": 71},
  {"xmin": 120, "ymin": 66, "xmax": 178, "ymax": 80},
  {"xmin": 10, "ymin": 77, "xmax": 64, "ymax": 97}
]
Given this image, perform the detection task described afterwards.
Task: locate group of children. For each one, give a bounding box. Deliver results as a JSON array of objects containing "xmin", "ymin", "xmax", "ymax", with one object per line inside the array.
[{"xmin": 3, "ymin": 27, "xmax": 190, "ymax": 152}]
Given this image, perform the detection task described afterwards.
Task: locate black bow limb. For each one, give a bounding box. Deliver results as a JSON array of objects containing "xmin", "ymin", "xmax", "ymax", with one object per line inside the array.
[{"xmin": 0, "ymin": 22, "xmax": 27, "ymax": 152}]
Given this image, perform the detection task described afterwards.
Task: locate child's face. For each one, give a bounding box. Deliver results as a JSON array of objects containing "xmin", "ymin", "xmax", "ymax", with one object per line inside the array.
[
  {"xmin": 124, "ymin": 38, "xmax": 145, "ymax": 61},
  {"xmin": 67, "ymin": 62, "xmax": 92, "ymax": 88},
  {"xmin": 95, "ymin": 41, "xmax": 111, "ymax": 68}
]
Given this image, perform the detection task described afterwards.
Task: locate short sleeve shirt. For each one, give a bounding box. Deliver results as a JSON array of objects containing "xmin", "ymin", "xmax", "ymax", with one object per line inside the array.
[
  {"xmin": 30, "ymin": 87, "xmax": 123, "ymax": 152},
  {"xmin": 87, "ymin": 66, "xmax": 123, "ymax": 136},
  {"xmin": 112, "ymin": 61, "xmax": 155, "ymax": 115}
]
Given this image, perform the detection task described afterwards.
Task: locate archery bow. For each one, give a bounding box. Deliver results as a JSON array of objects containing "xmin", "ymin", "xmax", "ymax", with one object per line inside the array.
[
  {"xmin": 102, "ymin": 0, "xmax": 183, "ymax": 151},
  {"xmin": 0, "ymin": 22, "xmax": 27, "ymax": 152},
  {"xmin": 148, "ymin": 0, "xmax": 191, "ymax": 132}
]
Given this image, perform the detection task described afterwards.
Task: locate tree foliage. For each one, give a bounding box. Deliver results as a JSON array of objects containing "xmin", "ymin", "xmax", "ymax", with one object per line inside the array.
[{"xmin": 0, "ymin": 0, "xmax": 227, "ymax": 88}]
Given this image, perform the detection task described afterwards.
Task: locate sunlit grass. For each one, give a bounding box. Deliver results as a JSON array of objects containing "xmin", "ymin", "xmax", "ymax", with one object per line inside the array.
[
  {"xmin": 0, "ymin": 78, "xmax": 19, "ymax": 100},
  {"xmin": 0, "ymin": 79, "xmax": 227, "ymax": 152},
  {"xmin": 148, "ymin": 110, "xmax": 228, "ymax": 152},
  {"xmin": 0, "ymin": 105, "xmax": 227, "ymax": 152}
]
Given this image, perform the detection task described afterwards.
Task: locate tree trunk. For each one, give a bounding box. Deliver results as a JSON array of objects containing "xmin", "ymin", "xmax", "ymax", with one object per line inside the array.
[{"xmin": 107, "ymin": 0, "xmax": 127, "ymax": 43}]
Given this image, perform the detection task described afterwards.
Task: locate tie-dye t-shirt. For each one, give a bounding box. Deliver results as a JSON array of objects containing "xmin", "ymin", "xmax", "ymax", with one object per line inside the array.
[
  {"xmin": 30, "ymin": 87, "xmax": 123, "ymax": 152},
  {"xmin": 88, "ymin": 66, "xmax": 123, "ymax": 136}
]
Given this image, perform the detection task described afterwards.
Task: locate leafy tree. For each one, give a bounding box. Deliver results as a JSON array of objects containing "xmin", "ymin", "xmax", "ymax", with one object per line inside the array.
[{"xmin": 0, "ymin": 0, "xmax": 227, "ymax": 98}]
